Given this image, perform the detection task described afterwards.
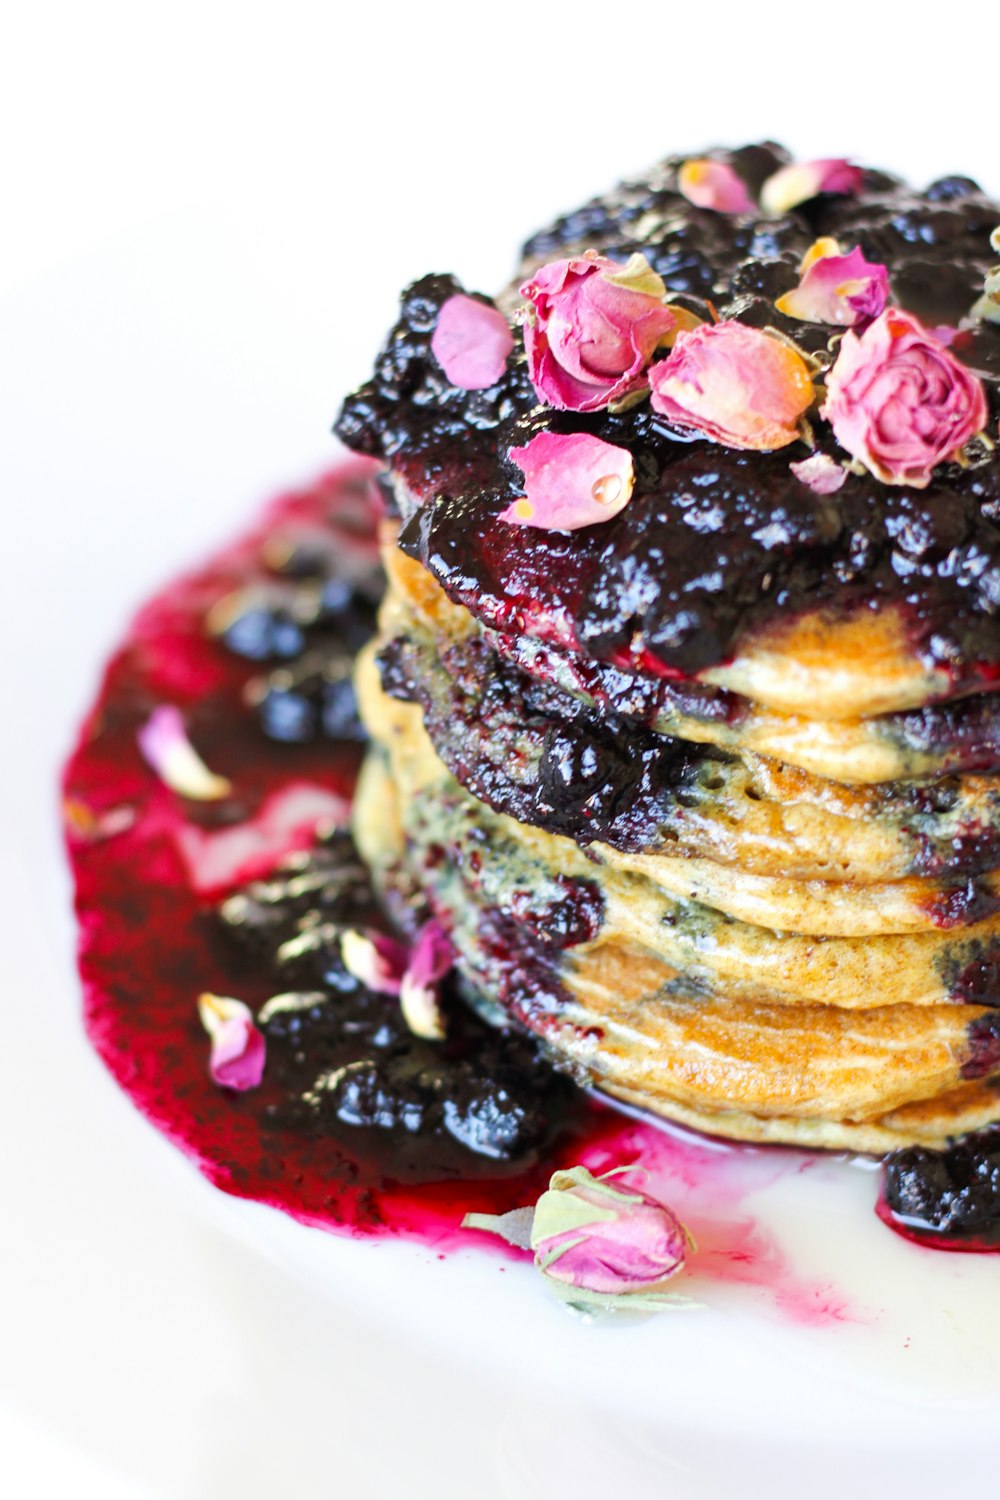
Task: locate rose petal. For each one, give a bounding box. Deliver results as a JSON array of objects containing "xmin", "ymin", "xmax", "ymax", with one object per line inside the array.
[
  {"xmin": 761, "ymin": 158, "xmax": 863, "ymax": 217},
  {"xmin": 776, "ymin": 241, "xmax": 889, "ymax": 326},
  {"xmin": 790, "ymin": 452, "xmax": 847, "ymax": 494},
  {"xmin": 341, "ymin": 929, "xmax": 409, "ymax": 994},
  {"xmin": 177, "ymin": 783, "xmax": 349, "ymax": 896},
  {"xmin": 677, "ymin": 159, "xmax": 755, "ymax": 215},
  {"xmin": 138, "ymin": 705, "xmax": 232, "ymax": 801},
  {"xmin": 501, "ymin": 431, "xmax": 634, "ymax": 530},
  {"xmin": 649, "ymin": 322, "xmax": 814, "ymax": 450},
  {"xmin": 399, "ymin": 979, "xmax": 447, "ymax": 1040},
  {"xmin": 62, "ymin": 798, "xmax": 136, "ymax": 843},
  {"xmin": 257, "ymin": 992, "xmax": 329, "ymax": 1023},
  {"xmin": 399, "ymin": 920, "xmax": 454, "ymax": 1041},
  {"xmin": 972, "ymin": 262, "xmax": 1000, "ymax": 325},
  {"xmin": 197, "ymin": 993, "xmax": 266, "ymax": 1091},
  {"xmin": 430, "ymin": 294, "xmax": 514, "ymax": 390}
]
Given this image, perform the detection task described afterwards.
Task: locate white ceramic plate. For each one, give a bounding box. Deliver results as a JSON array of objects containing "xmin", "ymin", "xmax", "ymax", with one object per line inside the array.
[{"xmin": 4, "ymin": 196, "xmax": 999, "ymax": 1500}]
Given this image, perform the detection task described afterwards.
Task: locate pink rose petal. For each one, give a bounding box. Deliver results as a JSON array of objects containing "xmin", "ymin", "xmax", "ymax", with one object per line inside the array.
[
  {"xmin": 501, "ymin": 431, "xmax": 635, "ymax": 531},
  {"xmin": 777, "ymin": 242, "xmax": 889, "ymax": 326},
  {"xmin": 821, "ymin": 307, "xmax": 989, "ymax": 486},
  {"xmin": 520, "ymin": 252, "xmax": 675, "ymax": 411},
  {"xmin": 430, "ymin": 294, "xmax": 514, "ymax": 390},
  {"xmin": 341, "ymin": 929, "xmax": 410, "ymax": 994},
  {"xmin": 677, "ymin": 159, "xmax": 755, "ymax": 215},
  {"xmin": 400, "ymin": 919, "xmax": 455, "ymax": 1040},
  {"xmin": 177, "ymin": 783, "xmax": 349, "ymax": 896},
  {"xmin": 138, "ymin": 705, "xmax": 232, "ymax": 801},
  {"xmin": 197, "ymin": 993, "xmax": 266, "ymax": 1091},
  {"xmin": 761, "ymin": 158, "xmax": 863, "ymax": 217},
  {"xmin": 790, "ymin": 452, "xmax": 848, "ymax": 494},
  {"xmin": 649, "ymin": 322, "xmax": 814, "ymax": 450},
  {"xmin": 62, "ymin": 798, "xmax": 136, "ymax": 844}
]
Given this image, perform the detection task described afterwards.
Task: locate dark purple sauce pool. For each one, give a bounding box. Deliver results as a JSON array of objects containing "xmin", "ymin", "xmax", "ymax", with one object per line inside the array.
[{"xmin": 61, "ymin": 461, "xmax": 998, "ymax": 1285}]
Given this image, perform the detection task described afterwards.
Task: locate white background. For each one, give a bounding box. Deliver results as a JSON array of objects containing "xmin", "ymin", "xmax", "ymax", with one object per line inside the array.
[{"xmin": 2, "ymin": 3, "xmax": 998, "ymax": 1496}]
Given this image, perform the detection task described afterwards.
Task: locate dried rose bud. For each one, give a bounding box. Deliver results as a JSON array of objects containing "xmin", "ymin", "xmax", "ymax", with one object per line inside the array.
[
  {"xmin": 520, "ymin": 251, "xmax": 676, "ymax": 411},
  {"xmin": 501, "ymin": 431, "xmax": 634, "ymax": 530},
  {"xmin": 197, "ymin": 992, "xmax": 266, "ymax": 1091},
  {"xmin": 138, "ymin": 705, "xmax": 232, "ymax": 801},
  {"xmin": 821, "ymin": 307, "xmax": 989, "ymax": 486},
  {"xmin": 430, "ymin": 294, "xmax": 514, "ymax": 389},
  {"xmin": 464, "ymin": 1165, "xmax": 694, "ymax": 1313}
]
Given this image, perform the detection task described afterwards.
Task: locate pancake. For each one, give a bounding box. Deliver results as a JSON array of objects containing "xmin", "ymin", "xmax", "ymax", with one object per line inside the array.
[
  {"xmin": 491, "ymin": 627, "xmax": 1000, "ymax": 786},
  {"xmin": 336, "ymin": 143, "xmax": 1000, "ymax": 1160},
  {"xmin": 377, "ymin": 555, "xmax": 1000, "ymax": 893},
  {"xmin": 352, "ymin": 721, "xmax": 1000, "ymax": 1149},
  {"xmin": 385, "ymin": 530, "xmax": 1000, "ymax": 792},
  {"xmin": 358, "ymin": 649, "xmax": 1000, "ymax": 1009},
  {"xmin": 334, "ymin": 150, "xmax": 1000, "ymax": 717}
]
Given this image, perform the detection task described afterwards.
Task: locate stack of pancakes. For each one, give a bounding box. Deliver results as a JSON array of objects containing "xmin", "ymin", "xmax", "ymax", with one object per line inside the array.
[{"xmin": 338, "ymin": 145, "xmax": 1000, "ymax": 1151}]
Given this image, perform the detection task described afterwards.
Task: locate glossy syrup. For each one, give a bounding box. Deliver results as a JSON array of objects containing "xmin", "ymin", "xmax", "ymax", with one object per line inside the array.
[{"xmin": 62, "ymin": 463, "xmax": 993, "ymax": 1313}]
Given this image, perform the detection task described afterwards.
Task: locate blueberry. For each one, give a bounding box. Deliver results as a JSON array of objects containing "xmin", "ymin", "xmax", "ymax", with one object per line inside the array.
[
  {"xmin": 327, "ymin": 1060, "xmax": 426, "ymax": 1133},
  {"xmin": 441, "ymin": 1085, "xmax": 540, "ymax": 1159},
  {"xmin": 258, "ymin": 685, "xmax": 317, "ymax": 742},
  {"xmin": 223, "ymin": 607, "xmax": 305, "ymax": 662},
  {"xmin": 883, "ymin": 1132, "xmax": 1000, "ymax": 1241},
  {"xmin": 926, "ymin": 175, "xmax": 981, "ymax": 202}
]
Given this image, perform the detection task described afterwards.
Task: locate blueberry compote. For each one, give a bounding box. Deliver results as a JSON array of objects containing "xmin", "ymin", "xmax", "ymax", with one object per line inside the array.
[
  {"xmin": 62, "ymin": 462, "xmax": 609, "ymax": 1243},
  {"xmin": 62, "ymin": 461, "xmax": 1000, "ymax": 1254},
  {"xmin": 880, "ymin": 1132, "xmax": 1000, "ymax": 1251},
  {"xmin": 335, "ymin": 145, "xmax": 1000, "ymax": 695},
  {"xmin": 215, "ymin": 828, "xmax": 581, "ymax": 1174}
]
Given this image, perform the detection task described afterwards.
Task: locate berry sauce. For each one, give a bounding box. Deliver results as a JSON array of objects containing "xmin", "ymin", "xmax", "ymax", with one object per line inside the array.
[
  {"xmin": 878, "ymin": 1132, "xmax": 1000, "ymax": 1251},
  {"xmin": 61, "ymin": 462, "xmax": 997, "ymax": 1290},
  {"xmin": 335, "ymin": 146, "xmax": 1000, "ymax": 694}
]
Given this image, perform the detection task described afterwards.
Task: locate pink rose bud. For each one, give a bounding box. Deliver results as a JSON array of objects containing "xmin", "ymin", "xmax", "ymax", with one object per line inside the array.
[
  {"xmin": 197, "ymin": 992, "xmax": 266, "ymax": 1091},
  {"xmin": 776, "ymin": 238, "xmax": 890, "ymax": 326},
  {"xmin": 677, "ymin": 159, "xmax": 755, "ymax": 215},
  {"xmin": 500, "ymin": 431, "xmax": 634, "ymax": 530},
  {"xmin": 520, "ymin": 251, "xmax": 676, "ymax": 411},
  {"xmin": 463, "ymin": 1165, "xmax": 693, "ymax": 1313},
  {"xmin": 821, "ymin": 307, "xmax": 989, "ymax": 487},
  {"xmin": 649, "ymin": 321, "xmax": 814, "ymax": 450},
  {"xmin": 790, "ymin": 451, "xmax": 847, "ymax": 494},
  {"xmin": 430, "ymin": 294, "xmax": 514, "ymax": 390},
  {"xmin": 760, "ymin": 157, "xmax": 863, "ymax": 217}
]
